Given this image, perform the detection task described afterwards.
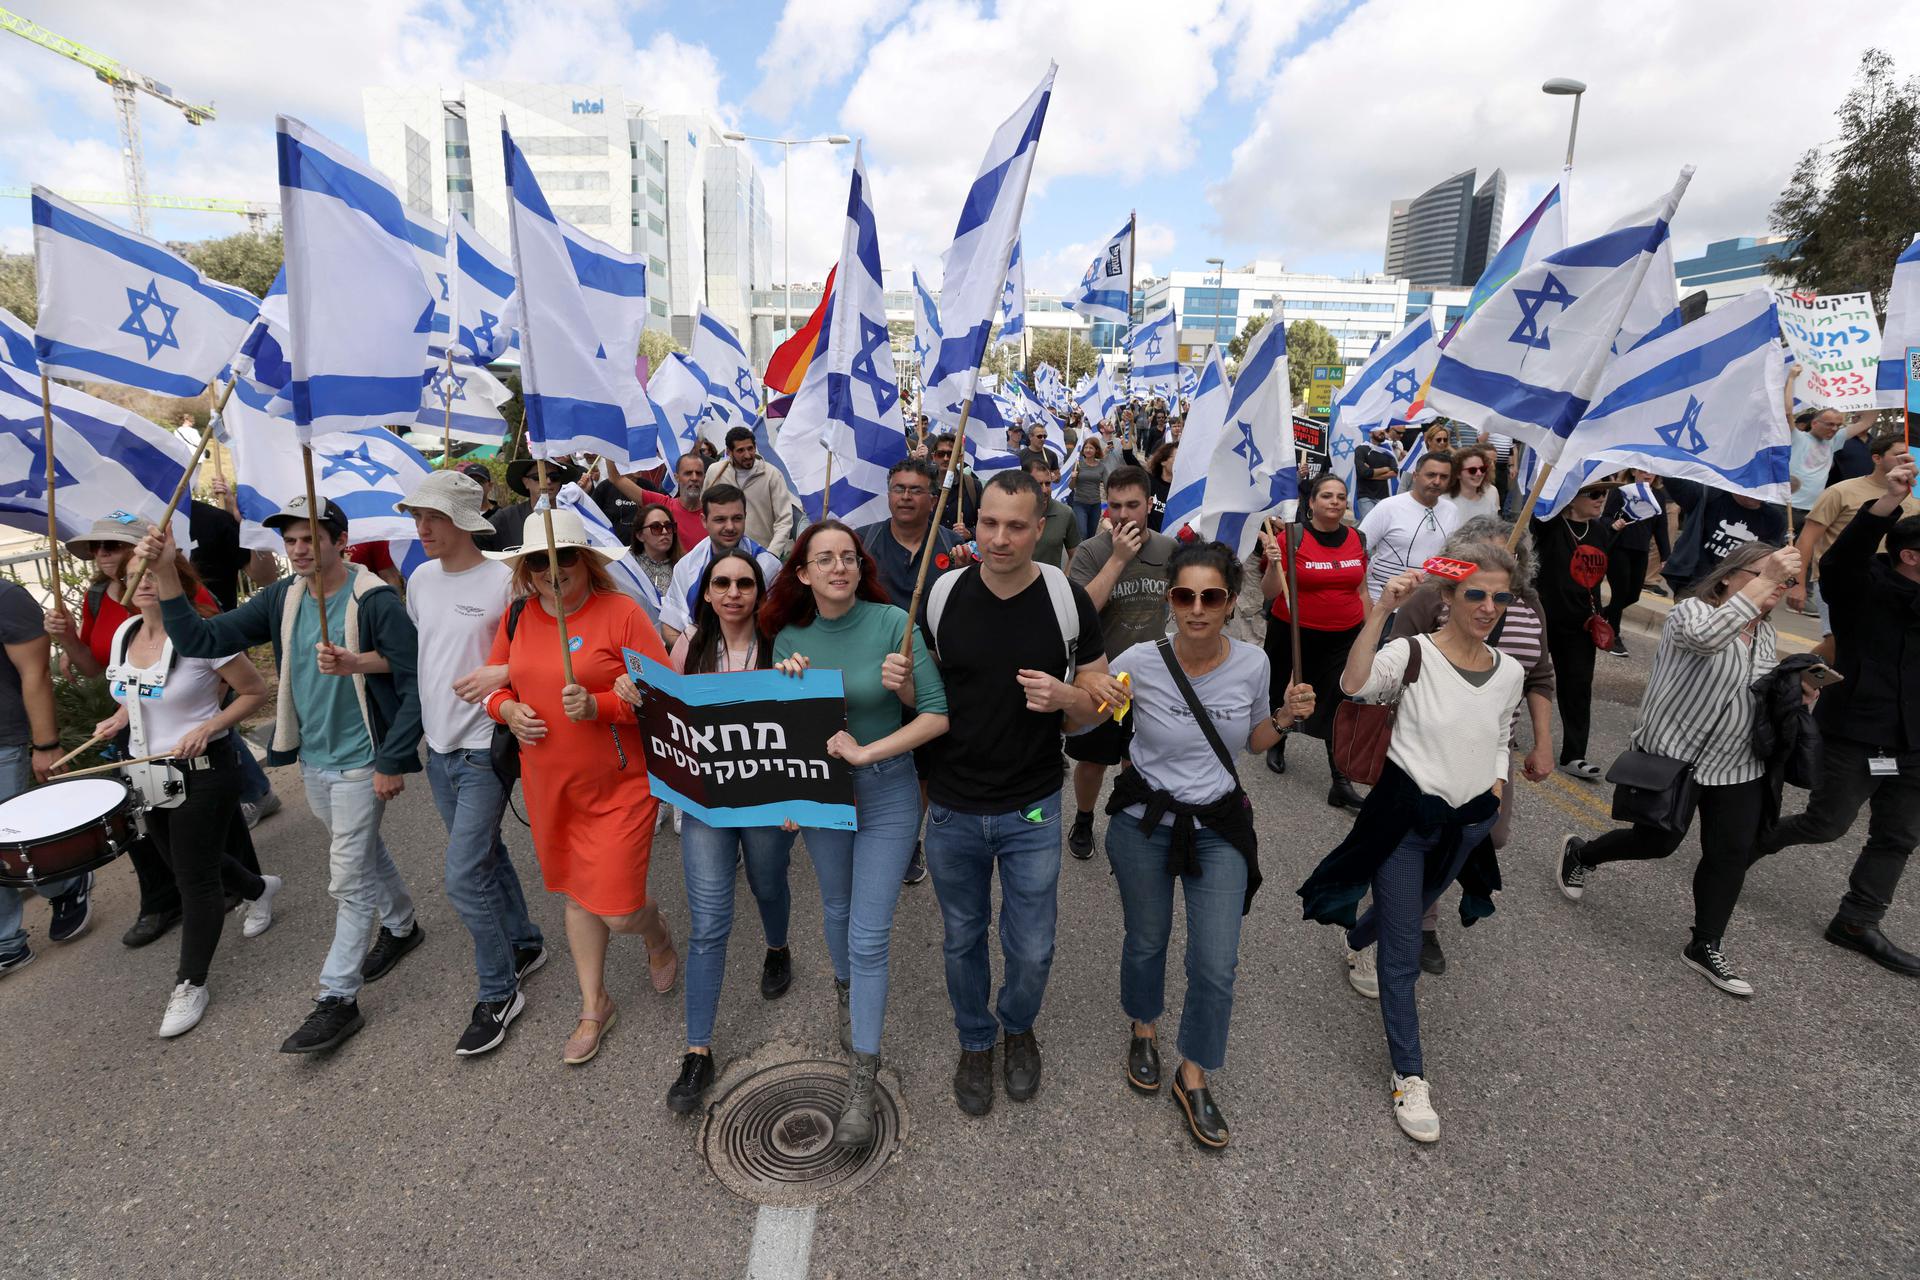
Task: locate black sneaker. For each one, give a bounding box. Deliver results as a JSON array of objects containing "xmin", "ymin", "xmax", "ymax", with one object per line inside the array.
[
  {"xmin": 279, "ymin": 997, "xmax": 365, "ymax": 1054},
  {"xmin": 1003, "ymin": 1029, "xmax": 1042, "ymax": 1102},
  {"xmin": 1419, "ymin": 930, "xmax": 1447, "ymax": 976},
  {"xmin": 954, "ymin": 1046, "xmax": 994, "ymax": 1116},
  {"xmin": 902, "ymin": 842, "xmax": 927, "ymax": 885},
  {"xmin": 47, "ymin": 872, "xmax": 94, "ymax": 943},
  {"xmin": 1608, "ymin": 636, "xmax": 1629, "ymax": 658},
  {"xmin": 0, "ymin": 943, "xmax": 33, "ymax": 977},
  {"xmin": 454, "ymin": 990, "xmax": 526, "ymax": 1057},
  {"xmin": 1067, "ymin": 814, "xmax": 1095, "ymax": 861},
  {"xmin": 513, "ymin": 944, "xmax": 547, "ymax": 984},
  {"xmin": 1682, "ymin": 939, "xmax": 1754, "ymax": 997},
  {"xmin": 1557, "ymin": 835, "xmax": 1590, "ymax": 902},
  {"xmin": 760, "ymin": 946, "xmax": 792, "ymax": 1000},
  {"xmin": 666, "ymin": 1051, "xmax": 715, "ymax": 1114},
  {"xmin": 360, "ymin": 923, "xmax": 426, "ymax": 983},
  {"xmin": 121, "ymin": 908, "xmax": 181, "ymax": 949}
]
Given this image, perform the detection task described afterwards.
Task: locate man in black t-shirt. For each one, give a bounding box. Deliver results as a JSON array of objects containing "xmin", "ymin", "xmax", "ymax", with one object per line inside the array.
[
  {"xmin": 924, "ymin": 470, "xmax": 1110, "ymax": 1119},
  {"xmin": 187, "ymin": 499, "xmax": 252, "ymax": 613}
]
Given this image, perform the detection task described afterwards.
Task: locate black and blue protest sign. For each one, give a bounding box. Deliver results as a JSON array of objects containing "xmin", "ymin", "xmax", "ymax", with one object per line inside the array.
[{"xmin": 621, "ymin": 651, "xmax": 857, "ymax": 830}]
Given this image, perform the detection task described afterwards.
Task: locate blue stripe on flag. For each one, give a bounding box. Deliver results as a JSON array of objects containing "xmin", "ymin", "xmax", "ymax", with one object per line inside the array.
[
  {"xmin": 565, "ymin": 239, "xmax": 647, "ymax": 297},
  {"xmin": 501, "ymin": 132, "xmax": 558, "ymax": 224},
  {"xmin": 289, "ymin": 373, "xmax": 427, "ymax": 420},
  {"xmin": 1547, "ymin": 220, "xmax": 1670, "ymax": 270},
  {"xmin": 1602, "ymin": 442, "xmax": 1790, "ymax": 490},
  {"xmin": 1582, "ymin": 304, "xmax": 1782, "ymax": 422},
  {"xmin": 1429, "ymin": 358, "xmax": 1589, "ymax": 440},
  {"xmin": 31, "ymin": 196, "xmax": 260, "ymax": 322},
  {"xmin": 276, "ymin": 130, "xmax": 416, "ymax": 245},
  {"xmin": 949, "ymin": 90, "xmax": 1052, "ymax": 241},
  {"xmin": 33, "ymin": 337, "xmax": 213, "ymax": 398},
  {"xmin": 524, "ymin": 392, "xmax": 628, "ymax": 445},
  {"xmin": 455, "ymin": 237, "xmax": 515, "ymax": 297}
]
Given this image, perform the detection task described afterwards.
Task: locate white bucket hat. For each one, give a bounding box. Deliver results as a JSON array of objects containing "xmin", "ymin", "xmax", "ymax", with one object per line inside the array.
[
  {"xmin": 481, "ymin": 508, "xmax": 624, "ymax": 563},
  {"xmin": 395, "ymin": 470, "xmax": 494, "ymax": 534}
]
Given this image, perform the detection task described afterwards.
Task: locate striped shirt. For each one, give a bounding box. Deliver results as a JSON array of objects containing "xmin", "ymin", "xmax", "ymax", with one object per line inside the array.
[{"xmin": 1630, "ymin": 593, "xmax": 1777, "ymax": 786}]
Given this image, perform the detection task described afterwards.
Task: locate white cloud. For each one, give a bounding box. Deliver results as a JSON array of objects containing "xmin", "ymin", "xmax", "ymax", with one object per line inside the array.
[
  {"xmin": 1211, "ymin": 0, "xmax": 1920, "ymax": 269},
  {"xmin": 749, "ymin": 0, "xmax": 911, "ymax": 120}
]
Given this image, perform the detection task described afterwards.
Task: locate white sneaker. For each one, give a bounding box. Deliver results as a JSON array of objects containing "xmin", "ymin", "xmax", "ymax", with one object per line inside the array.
[
  {"xmin": 671, "ymin": 806, "xmax": 682, "ymax": 835},
  {"xmin": 1391, "ymin": 1072, "xmax": 1440, "ymax": 1143},
  {"xmin": 159, "ymin": 981, "xmax": 209, "ymax": 1038},
  {"xmin": 1345, "ymin": 941, "xmax": 1379, "ymax": 1000},
  {"xmin": 243, "ymin": 874, "xmax": 283, "ymax": 939}
]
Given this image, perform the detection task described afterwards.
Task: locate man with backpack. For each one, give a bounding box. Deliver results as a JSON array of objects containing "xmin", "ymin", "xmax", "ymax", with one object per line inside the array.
[
  {"xmin": 920, "ymin": 470, "xmax": 1110, "ymax": 1118},
  {"xmin": 395, "ymin": 472, "xmax": 548, "ymax": 1056}
]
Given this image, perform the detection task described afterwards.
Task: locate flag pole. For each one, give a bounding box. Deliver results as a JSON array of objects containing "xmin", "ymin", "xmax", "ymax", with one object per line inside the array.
[
  {"xmin": 1125, "ymin": 208, "xmax": 1137, "ymax": 412},
  {"xmin": 822, "ymin": 450, "xmax": 833, "ymax": 522},
  {"xmin": 121, "ymin": 374, "xmax": 242, "ymax": 604},
  {"xmin": 301, "ymin": 443, "xmax": 330, "ymax": 639},
  {"xmin": 533, "ymin": 456, "xmax": 576, "ymax": 685},
  {"xmin": 38, "ymin": 372, "xmax": 70, "ymax": 622},
  {"xmin": 1282, "ymin": 515, "xmax": 1304, "ymax": 724},
  {"xmin": 899, "ymin": 394, "xmax": 975, "ymax": 662},
  {"xmin": 440, "ymin": 348, "xmax": 456, "ymax": 469},
  {"xmin": 1506, "ymin": 454, "xmax": 1554, "ymax": 552}
]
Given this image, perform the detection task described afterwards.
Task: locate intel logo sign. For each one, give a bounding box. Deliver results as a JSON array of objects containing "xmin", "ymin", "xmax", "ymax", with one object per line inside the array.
[{"xmin": 571, "ymin": 98, "xmax": 604, "ymax": 114}]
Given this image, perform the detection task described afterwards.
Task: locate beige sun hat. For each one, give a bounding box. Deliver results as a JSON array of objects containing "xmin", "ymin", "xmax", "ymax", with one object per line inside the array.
[
  {"xmin": 66, "ymin": 515, "xmax": 151, "ymax": 556},
  {"xmin": 395, "ymin": 470, "xmax": 494, "ymax": 534},
  {"xmin": 481, "ymin": 508, "xmax": 624, "ymax": 563}
]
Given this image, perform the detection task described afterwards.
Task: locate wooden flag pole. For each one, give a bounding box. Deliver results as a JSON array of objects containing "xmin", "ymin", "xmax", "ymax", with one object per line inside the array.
[
  {"xmin": 1282, "ymin": 516, "xmax": 1304, "ymax": 725},
  {"xmin": 533, "ymin": 457, "xmax": 576, "ymax": 685},
  {"xmin": 39, "ymin": 373, "xmax": 70, "ymax": 622},
  {"xmin": 439, "ymin": 349, "xmax": 457, "ymax": 468},
  {"xmin": 1506, "ymin": 454, "xmax": 1555, "ymax": 552},
  {"xmin": 822, "ymin": 451, "xmax": 834, "ymax": 522},
  {"xmin": 899, "ymin": 394, "xmax": 977, "ymax": 662},
  {"xmin": 301, "ymin": 444, "xmax": 330, "ymax": 640},
  {"xmin": 122, "ymin": 374, "xmax": 242, "ymax": 605}
]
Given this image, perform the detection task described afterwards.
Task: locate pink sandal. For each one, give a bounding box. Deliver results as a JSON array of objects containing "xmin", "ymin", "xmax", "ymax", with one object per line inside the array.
[
  {"xmin": 649, "ymin": 946, "xmax": 680, "ymax": 995},
  {"xmin": 562, "ymin": 1005, "xmax": 618, "ymax": 1065}
]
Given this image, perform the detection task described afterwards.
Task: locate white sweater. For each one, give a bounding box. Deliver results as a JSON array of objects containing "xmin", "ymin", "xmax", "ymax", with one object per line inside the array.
[{"xmin": 1353, "ymin": 634, "xmax": 1524, "ymax": 806}]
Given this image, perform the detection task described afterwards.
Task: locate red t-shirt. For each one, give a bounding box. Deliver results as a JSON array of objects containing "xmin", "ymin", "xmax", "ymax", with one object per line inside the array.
[
  {"xmin": 1267, "ymin": 524, "xmax": 1367, "ymax": 632},
  {"xmin": 81, "ymin": 581, "xmax": 221, "ymax": 669},
  {"xmin": 347, "ymin": 542, "xmax": 395, "ymax": 574}
]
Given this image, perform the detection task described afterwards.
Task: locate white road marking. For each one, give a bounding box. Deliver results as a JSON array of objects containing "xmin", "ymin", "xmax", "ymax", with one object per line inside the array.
[{"xmin": 745, "ymin": 1205, "xmax": 817, "ymax": 1280}]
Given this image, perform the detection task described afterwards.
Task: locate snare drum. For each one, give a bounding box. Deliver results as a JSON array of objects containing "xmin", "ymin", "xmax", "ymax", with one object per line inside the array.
[{"xmin": 0, "ymin": 777, "xmax": 141, "ymax": 888}]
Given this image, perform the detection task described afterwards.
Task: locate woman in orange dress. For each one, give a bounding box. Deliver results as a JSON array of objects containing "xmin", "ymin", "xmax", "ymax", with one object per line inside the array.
[{"xmin": 482, "ymin": 510, "xmax": 677, "ymax": 1065}]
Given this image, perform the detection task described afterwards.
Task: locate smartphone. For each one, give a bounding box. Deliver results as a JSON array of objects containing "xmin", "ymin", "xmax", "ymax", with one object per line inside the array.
[
  {"xmin": 1805, "ymin": 664, "xmax": 1845, "ymax": 688},
  {"xmin": 1421, "ymin": 556, "xmax": 1479, "ymax": 582}
]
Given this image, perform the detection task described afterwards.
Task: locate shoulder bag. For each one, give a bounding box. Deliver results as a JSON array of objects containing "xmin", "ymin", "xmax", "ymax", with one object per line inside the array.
[
  {"xmin": 1331, "ymin": 636, "xmax": 1423, "ymax": 786},
  {"xmin": 1605, "ymin": 642, "xmax": 1753, "ymax": 834}
]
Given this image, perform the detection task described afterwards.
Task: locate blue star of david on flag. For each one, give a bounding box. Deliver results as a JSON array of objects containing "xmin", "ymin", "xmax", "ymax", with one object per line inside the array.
[
  {"xmin": 433, "ymin": 368, "xmax": 469, "ymax": 403},
  {"xmin": 319, "ymin": 443, "xmax": 400, "ymax": 486},
  {"xmin": 1385, "ymin": 367, "xmax": 1419, "ymax": 402},
  {"xmin": 1231, "ymin": 418, "xmax": 1263, "ymax": 474},
  {"xmin": 1330, "ymin": 433, "xmax": 1356, "ymax": 462},
  {"xmin": 1509, "ymin": 272, "xmax": 1578, "ymax": 350},
  {"xmin": 1142, "ymin": 331, "xmax": 1163, "ymax": 359},
  {"xmin": 119, "ymin": 278, "xmax": 181, "ymax": 361},
  {"xmin": 850, "ymin": 318, "xmax": 898, "ymax": 417},
  {"xmin": 1655, "ymin": 394, "xmax": 1709, "ymax": 455},
  {"xmin": 733, "ymin": 367, "xmax": 756, "ymax": 404},
  {"xmin": 679, "ymin": 406, "xmax": 704, "ymax": 446},
  {"xmin": 471, "ymin": 310, "xmax": 499, "ymax": 352},
  {"xmin": 435, "ymin": 272, "xmax": 450, "ymax": 302}
]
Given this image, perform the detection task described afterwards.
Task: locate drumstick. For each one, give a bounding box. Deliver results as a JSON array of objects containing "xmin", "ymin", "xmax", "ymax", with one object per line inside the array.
[
  {"xmin": 54, "ymin": 751, "xmax": 177, "ymax": 780},
  {"xmin": 46, "ymin": 730, "xmax": 112, "ymax": 774}
]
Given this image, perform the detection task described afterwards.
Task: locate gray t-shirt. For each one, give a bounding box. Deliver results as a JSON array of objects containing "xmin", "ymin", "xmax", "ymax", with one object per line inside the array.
[
  {"xmin": 0, "ymin": 581, "xmax": 46, "ymax": 748},
  {"xmin": 1111, "ymin": 637, "xmax": 1271, "ymax": 820},
  {"xmin": 1069, "ymin": 527, "xmax": 1179, "ymax": 659}
]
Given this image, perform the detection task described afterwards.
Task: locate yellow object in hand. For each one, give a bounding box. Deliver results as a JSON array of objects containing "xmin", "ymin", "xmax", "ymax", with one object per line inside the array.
[{"xmin": 1108, "ymin": 671, "xmax": 1132, "ymax": 723}]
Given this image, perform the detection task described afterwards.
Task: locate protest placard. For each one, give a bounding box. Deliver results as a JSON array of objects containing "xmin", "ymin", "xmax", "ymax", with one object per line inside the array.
[
  {"xmin": 621, "ymin": 650, "xmax": 857, "ymax": 830},
  {"xmin": 1776, "ymin": 290, "xmax": 1883, "ymax": 412}
]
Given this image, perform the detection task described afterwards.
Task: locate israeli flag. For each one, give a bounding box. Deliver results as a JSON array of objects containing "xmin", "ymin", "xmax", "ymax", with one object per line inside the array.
[
  {"xmin": 0, "ymin": 360, "xmax": 194, "ymax": 544},
  {"xmin": 404, "ymin": 209, "xmax": 453, "ymax": 355},
  {"xmin": 1063, "ymin": 217, "xmax": 1133, "ymax": 325},
  {"xmin": 1514, "ymin": 447, "xmax": 1613, "ymax": 520},
  {"xmin": 779, "ymin": 144, "xmax": 906, "ymax": 526},
  {"xmin": 911, "ymin": 267, "xmax": 942, "ymax": 380},
  {"xmin": 502, "ymin": 119, "xmax": 633, "ymax": 465},
  {"xmin": 1619, "ymin": 481, "xmax": 1664, "ymax": 523},
  {"xmin": 555, "ymin": 482, "xmax": 662, "ymax": 622},
  {"xmin": 565, "ymin": 222, "xmax": 649, "ymax": 375},
  {"xmin": 692, "ymin": 307, "xmax": 759, "ymax": 434},
  {"xmin": 1033, "ymin": 360, "xmax": 1066, "ymax": 411},
  {"xmin": 1614, "ymin": 232, "xmax": 1684, "ymax": 356},
  {"xmin": 924, "ymin": 63, "xmax": 1055, "ymax": 432},
  {"xmin": 1334, "ymin": 309, "xmax": 1438, "ymax": 435},
  {"xmin": 1394, "ymin": 430, "xmax": 1428, "ymax": 494},
  {"xmin": 1876, "ymin": 233, "xmax": 1920, "ymax": 409},
  {"xmin": 998, "ymin": 237, "xmax": 1026, "ymax": 344},
  {"xmin": 1003, "ymin": 370, "xmax": 1050, "ymax": 426},
  {"xmin": 277, "ymin": 117, "xmax": 435, "ymax": 443},
  {"xmin": 0, "ymin": 305, "xmax": 37, "ymax": 372},
  {"xmin": 1126, "ymin": 307, "xmax": 1178, "ymax": 395},
  {"xmin": 447, "ymin": 209, "xmax": 518, "ymax": 363},
  {"xmin": 1179, "ymin": 364, "xmax": 1199, "ymax": 400},
  {"xmin": 958, "ymin": 392, "xmax": 1024, "ymax": 476},
  {"xmin": 1163, "ymin": 319, "xmax": 1296, "ymax": 555},
  {"xmin": 649, "ymin": 352, "xmax": 712, "ymax": 465},
  {"xmin": 232, "ymin": 267, "xmax": 293, "ymax": 421},
  {"xmin": 418, "ymin": 360, "xmax": 514, "ymax": 444},
  {"xmin": 1556, "ymin": 288, "xmax": 1792, "ymax": 505},
  {"xmin": 1425, "ymin": 168, "xmax": 1694, "ymax": 465},
  {"xmin": 32, "ymin": 186, "xmax": 259, "ymax": 398}
]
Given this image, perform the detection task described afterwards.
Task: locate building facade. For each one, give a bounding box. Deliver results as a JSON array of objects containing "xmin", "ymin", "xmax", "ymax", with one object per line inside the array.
[
  {"xmin": 363, "ymin": 82, "xmax": 774, "ymax": 363},
  {"xmin": 1139, "ymin": 262, "xmax": 1417, "ymax": 366},
  {"xmin": 1676, "ymin": 235, "xmax": 1795, "ymax": 312},
  {"xmin": 1383, "ymin": 168, "xmax": 1506, "ymax": 288}
]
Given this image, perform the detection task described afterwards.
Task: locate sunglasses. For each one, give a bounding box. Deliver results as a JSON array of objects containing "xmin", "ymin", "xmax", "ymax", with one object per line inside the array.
[
  {"xmin": 1460, "ymin": 588, "xmax": 1515, "ymax": 605},
  {"xmin": 1577, "ymin": 488, "xmax": 1608, "ymax": 500},
  {"xmin": 524, "ymin": 548, "xmax": 581, "ymax": 573},
  {"xmin": 1168, "ymin": 586, "xmax": 1231, "ymax": 609},
  {"xmin": 641, "ymin": 521, "xmax": 674, "ymax": 534},
  {"xmin": 708, "ymin": 575, "xmax": 755, "ymax": 592},
  {"xmin": 1462, "ymin": 466, "xmax": 1486, "ymax": 475}
]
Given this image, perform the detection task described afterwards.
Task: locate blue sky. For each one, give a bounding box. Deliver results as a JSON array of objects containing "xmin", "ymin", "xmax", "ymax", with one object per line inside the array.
[{"xmin": 0, "ymin": 1, "xmax": 1912, "ymax": 295}]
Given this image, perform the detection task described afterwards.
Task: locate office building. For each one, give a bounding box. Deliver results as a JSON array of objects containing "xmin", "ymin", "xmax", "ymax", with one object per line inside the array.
[
  {"xmin": 1383, "ymin": 168, "xmax": 1506, "ymax": 288},
  {"xmin": 1676, "ymin": 235, "xmax": 1795, "ymax": 312},
  {"xmin": 1139, "ymin": 262, "xmax": 1417, "ymax": 366},
  {"xmin": 363, "ymin": 82, "xmax": 775, "ymax": 363}
]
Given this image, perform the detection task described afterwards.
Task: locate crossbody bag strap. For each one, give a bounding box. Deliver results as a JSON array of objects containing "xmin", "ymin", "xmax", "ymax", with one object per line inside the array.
[{"xmin": 1155, "ymin": 638, "xmax": 1241, "ymax": 787}]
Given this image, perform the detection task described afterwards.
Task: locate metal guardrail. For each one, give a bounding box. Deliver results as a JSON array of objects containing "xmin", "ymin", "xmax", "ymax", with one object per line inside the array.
[{"xmin": 0, "ymin": 544, "xmax": 64, "ymax": 608}]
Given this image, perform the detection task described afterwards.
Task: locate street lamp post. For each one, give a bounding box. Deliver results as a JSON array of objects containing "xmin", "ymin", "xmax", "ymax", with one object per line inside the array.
[
  {"xmin": 1205, "ymin": 256, "xmax": 1226, "ymax": 354},
  {"xmin": 1541, "ymin": 77, "xmax": 1587, "ymax": 168},
  {"xmin": 721, "ymin": 131, "xmax": 853, "ymax": 345}
]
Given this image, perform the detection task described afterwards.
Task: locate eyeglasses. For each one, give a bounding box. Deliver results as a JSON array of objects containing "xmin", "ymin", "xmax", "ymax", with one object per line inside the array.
[
  {"xmin": 708, "ymin": 575, "xmax": 754, "ymax": 592},
  {"xmin": 1168, "ymin": 586, "xmax": 1231, "ymax": 609},
  {"xmin": 889, "ymin": 484, "xmax": 931, "ymax": 497},
  {"xmin": 808, "ymin": 552, "xmax": 862, "ymax": 570},
  {"xmin": 1460, "ymin": 588, "xmax": 1515, "ymax": 605},
  {"xmin": 524, "ymin": 548, "xmax": 581, "ymax": 573}
]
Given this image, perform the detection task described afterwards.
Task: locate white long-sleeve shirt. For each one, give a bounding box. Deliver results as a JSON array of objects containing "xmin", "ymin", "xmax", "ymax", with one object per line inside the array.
[{"xmin": 1352, "ymin": 634, "xmax": 1523, "ymax": 806}]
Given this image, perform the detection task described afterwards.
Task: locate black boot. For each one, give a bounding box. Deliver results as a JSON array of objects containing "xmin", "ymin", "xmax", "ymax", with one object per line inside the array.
[
  {"xmin": 1265, "ymin": 734, "xmax": 1287, "ymax": 775},
  {"xmin": 833, "ymin": 1052, "xmax": 882, "ymax": 1147},
  {"xmin": 1325, "ymin": 741, "xmax": 1364, "ymax": 811}
]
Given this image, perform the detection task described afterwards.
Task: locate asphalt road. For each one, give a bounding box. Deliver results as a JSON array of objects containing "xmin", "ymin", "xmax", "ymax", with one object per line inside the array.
[{"xmin": 2, "ymin": 604, "xmax": 1914, "ymax": 1280}]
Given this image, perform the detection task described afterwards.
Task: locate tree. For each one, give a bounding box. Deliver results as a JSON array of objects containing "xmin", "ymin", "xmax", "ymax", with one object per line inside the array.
[
  {"xmin": 181, "ymin": 229, "xmax": 284, "ymax": 298},
  {"xmin": 1024, "ymin": 328, "xmax": 1098, "ymax": 384},
  {"xmin": 637, "ymin": 327, "xmax": 684, "ymax": 366},
  {"xmin": 1225, "ymin": 312, "xmax": 1268, "ymax": 368},
  {"xmin": 1282, "ymin": 318, "xmax": 1339, "ymax": 402},
  {"xmin": 1770, "ymin": 48, "xmax": 1920, "ymax": 309}
]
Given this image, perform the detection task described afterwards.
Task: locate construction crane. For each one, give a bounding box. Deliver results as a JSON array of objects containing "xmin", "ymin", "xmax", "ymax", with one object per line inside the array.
[
  {"xmin": 0, "ymin": 187, "xmax": 277, "ymax": 236},
  {"xmin": 0, "ymin": 7, "xmax": 216, "ymax": 236}
]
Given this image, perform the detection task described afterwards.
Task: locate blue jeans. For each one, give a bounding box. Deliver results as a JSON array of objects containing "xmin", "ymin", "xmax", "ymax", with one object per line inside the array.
[
  {"xmin": 681, "ymin": 814, "xmax": 796, "ymax": 1049},
  {"xmin": 1106, "ymin": 814, "xmax": 1247, "ymax": 1072},
  {"xmin": 426, "ymin": 748, "xmax": 543, "ymax": 1003},
  {"xmin": 302, "ymin": 763, "xmax": 416, "ymax": 1001},
  {"xmin": 0, "ymin": 745, "xmax": 76, "ymax": 954},
  {"xmin": 1070, "ymin": 500, "xmax": 1103, "ymax": 540},
  {"xmin": 1355, "ymin": 496, "xmax": 1378, "ymax": 525},
  {"xmin": 801, "ymin": 753, "xmax": 921, "ymax": 1055},
  {"xmin": 235, "ymin": 736, "xmax": 271, "ymax": 805},
  {"xmin": 924, "ymin": 789, "xmax": 1062, "ymax": 1051},
  {"xmin": 1347, "ymin": 813, "xmax": 1497, "ymax": 1077}
]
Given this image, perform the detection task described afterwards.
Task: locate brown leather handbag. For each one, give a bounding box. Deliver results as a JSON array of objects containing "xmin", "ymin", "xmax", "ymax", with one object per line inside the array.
[{"xmin": 1331, "ymin": 637, "xmax": 1423, "ymax": 785}]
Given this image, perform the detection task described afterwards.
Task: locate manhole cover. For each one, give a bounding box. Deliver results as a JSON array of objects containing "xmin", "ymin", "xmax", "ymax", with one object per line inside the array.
[{"xmin": 701, "ymin": 1058, "xmax": 905, "ymax": 1206}]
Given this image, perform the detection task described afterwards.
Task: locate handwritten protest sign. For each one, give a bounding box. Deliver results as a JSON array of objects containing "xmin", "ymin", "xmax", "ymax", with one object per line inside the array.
[
  {"xmin": 1776, "ymin": 290, "xmax": 1882, "ymax": 412},
  {"xmin": 621, "ymin": 650, "xmax": 857, "ymax": 830}
]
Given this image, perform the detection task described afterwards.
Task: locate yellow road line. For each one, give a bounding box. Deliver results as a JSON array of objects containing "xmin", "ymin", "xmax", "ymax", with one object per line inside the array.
[
  {"xmin": 1530, "ymin": 779, "xmax": 1610, "ymax": 834},
  {"xmin": 1545, "ymin": 769, "xmax": 1616, "ymax": 819}
]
